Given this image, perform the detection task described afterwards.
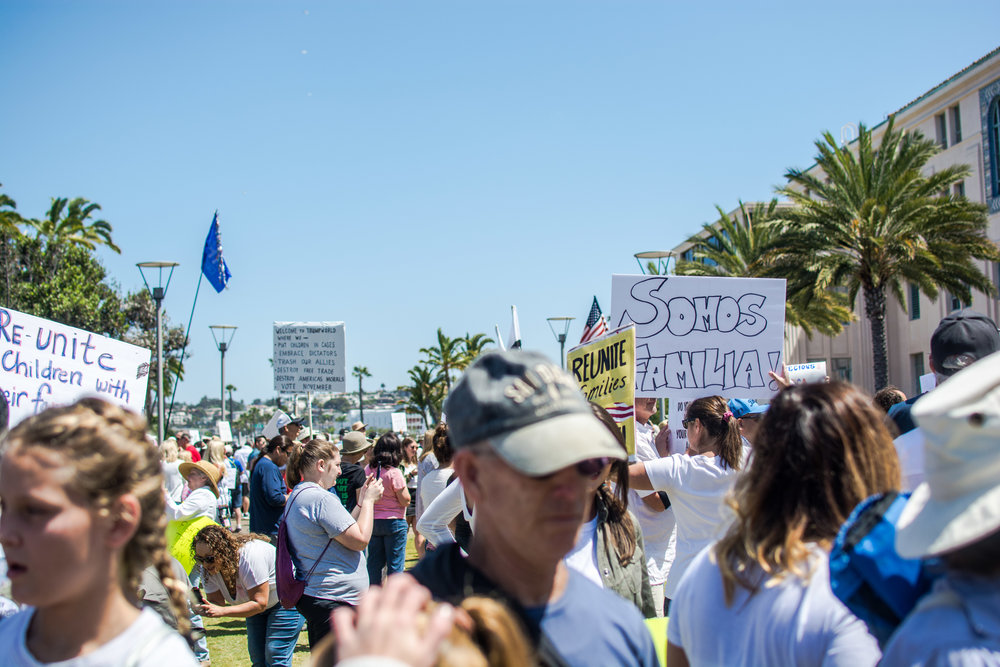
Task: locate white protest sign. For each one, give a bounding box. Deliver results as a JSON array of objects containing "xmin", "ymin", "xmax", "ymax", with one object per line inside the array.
[
  {"xmin": 786, "ymin": 361, "xmax": 827, "ymax": 384},
  {"xmin": 0, "ymin": 306, "xmax": 151, "ymax": 427},
  {"xmin": 273, "ymin": 322, "xmax": 346, "ymax": 394},
  {"xmin": 262, "ymin": 411, "xmax": 287, "ymax": 440},
  {"xmin": 611, "ymin": 275, "xmax": 786, "ymax": 399},
  {"xmin": 188, "ymin": 428, "xmax": 201, "ymax": 443},
  {"xmin": 919, "ymin": 372, "xmax": 937, "ymax": 394},
  {"xmin": 391, "ymin": 412, "xmax": 408, "ymax": 433},
  {"xmin": 217, "ymin": 421, "xmax": 233, "ymax": 443}
]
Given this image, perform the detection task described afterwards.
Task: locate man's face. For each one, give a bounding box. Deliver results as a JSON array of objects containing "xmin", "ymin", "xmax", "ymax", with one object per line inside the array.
[
  {"xmin": 178, "ymin": 435, "xmax": 190, "ymax": 448},
  {"xmin": 284, "ymin": 423, "xmax": 301, "ymax": 440},
  {"xmin": 458, "ymin": 445, "xmax": 590, "ymax": 567},
  {"xmin": 739, "ymin": 414, "xmax": 761, "ymax": 444},
  {"xmin": 635, "ymin": 397, "xmax": 657, "ymax": 424},
  {"xmin": 255, "ymin": 437, "xmax": 266, "ymax": 449}
]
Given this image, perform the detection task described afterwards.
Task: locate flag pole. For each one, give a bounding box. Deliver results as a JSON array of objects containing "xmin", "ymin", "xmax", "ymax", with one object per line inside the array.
[{"xmin": 166, "ymin": 270, "xmax": 205, "ymax": 428}]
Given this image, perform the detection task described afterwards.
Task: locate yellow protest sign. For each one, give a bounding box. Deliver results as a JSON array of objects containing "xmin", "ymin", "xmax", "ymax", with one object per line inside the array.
[{"xmin": 567, "ymin": 326, "xmax": 636, "ymax": 456}]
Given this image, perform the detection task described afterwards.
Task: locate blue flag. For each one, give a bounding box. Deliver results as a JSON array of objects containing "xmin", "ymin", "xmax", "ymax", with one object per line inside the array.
[{"xmin": 201, "ymin": 212, "xmax": 232, "ymax": 293}]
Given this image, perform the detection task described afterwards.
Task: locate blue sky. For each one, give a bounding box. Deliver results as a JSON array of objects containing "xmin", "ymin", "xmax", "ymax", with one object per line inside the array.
[{"xmin": 2, "ymin": 1, "xmax": 999, "ymax": 405}]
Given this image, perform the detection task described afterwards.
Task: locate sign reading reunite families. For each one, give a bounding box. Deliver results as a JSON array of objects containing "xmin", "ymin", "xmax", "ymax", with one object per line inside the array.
[
  {"xmin": 273, "ymin": 321, "xmax": 346, "ymax": 393},
  {"xmin": 610, "ymin": 275, "xmax": 786, "ymax": 400},
  {"xmin": 0, "ymin": 306, "xmax": 151, "ymax": 426},
  {"xmin": 567, "ymin": 326, "xmax": 637, "ymax": 456}
]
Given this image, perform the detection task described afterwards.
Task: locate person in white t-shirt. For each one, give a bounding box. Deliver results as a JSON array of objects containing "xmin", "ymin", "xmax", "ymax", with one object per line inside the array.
[
  {"xmin": 666, "ymin": 382, "xmax": 897, "ymax": 667},
  {"xmin": 0, "ymin": 398, "xmax": 196, "ymax": 666},
  {"xmin": 192, "ymin": 524, "xmax": 303, "ymax": 667},
  {"xmin": 629, "ymin": 395, "xmax": 744, "ymax": 610}
]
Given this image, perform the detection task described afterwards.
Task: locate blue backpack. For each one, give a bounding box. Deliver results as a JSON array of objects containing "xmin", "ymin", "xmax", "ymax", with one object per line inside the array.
[{"xmin": 829, "ymin": 491, "xmax": 940, "ymax": 647}]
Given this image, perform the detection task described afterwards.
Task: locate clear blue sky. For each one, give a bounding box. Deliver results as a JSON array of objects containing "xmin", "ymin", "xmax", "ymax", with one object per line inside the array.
[{"xmin": 2, "ymin": 1, "xmax": 998, "ymax": 405}]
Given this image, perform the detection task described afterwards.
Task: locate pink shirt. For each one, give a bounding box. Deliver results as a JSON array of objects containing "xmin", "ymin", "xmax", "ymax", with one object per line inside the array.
[{"xmin": 365, "ymin": 465, "xmax": 406, "ymax": 520}]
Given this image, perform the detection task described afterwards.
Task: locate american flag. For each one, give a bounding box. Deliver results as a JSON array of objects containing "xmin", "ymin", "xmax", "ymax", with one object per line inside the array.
[
  {"xmin": 604, "ymin": 402, "xmax": 634, "ymax": 422},
  {"xmin": 579, "ymin": 296, "xmax": 608, "ymax": 344}
]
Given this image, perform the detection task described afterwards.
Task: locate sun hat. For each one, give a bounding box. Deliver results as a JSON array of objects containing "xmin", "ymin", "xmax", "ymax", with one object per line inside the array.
[
  {"xmin": 351, "ymin": 421, "xmax": 368, "ymax": 432},
  {"xmin": 341, "ymin": 431, "xmax": 374, "ymax": 455},
  {"xmin": 443, "ymin": 349, "xmax": 624, "ymax": 477},
  {"xmin": 179, "ymin": 460, "xmax": 221, "ymax": 498},
  {"xmin": 929, "ymin": 309, "xmax": 1000, "ymax": 375},
  {"xmin": 895, "ymin": 349, "xmax": 1000, "ymax": 559},
  {"xmin": 727, "ymin": 398, "xmax": 768, "ymax": 419}
]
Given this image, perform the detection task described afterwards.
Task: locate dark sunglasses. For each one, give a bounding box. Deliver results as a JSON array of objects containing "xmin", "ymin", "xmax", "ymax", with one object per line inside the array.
[
  {"xmin": 682, "ymin": 418, "xmax": 696, "ymax": 428},
  {"xmin": 533, "ymin": 457, "xmax": 611, "ymax": 481},
  {"xmin": 194, "ymin": 554, "xmax": 216, "ymax": 564}
]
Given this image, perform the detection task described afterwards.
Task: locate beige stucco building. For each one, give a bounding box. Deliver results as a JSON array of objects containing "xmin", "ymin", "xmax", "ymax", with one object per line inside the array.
[{"xmin": 671, "ymin": 47, "xmax": 1000, "ymax": 395}]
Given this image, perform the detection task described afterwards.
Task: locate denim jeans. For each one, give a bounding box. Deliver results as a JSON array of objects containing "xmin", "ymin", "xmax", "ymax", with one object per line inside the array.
[
  {"xmin": 245, "ymin": 604, "xmax": 304, "ymax": 667},
  {"xmin": 188, "ymin": 569, "xmax": 210, "ymax": 663},
  {"xmin": 367, "ymin": 518, "xmax": 407, "ymax": 584}
]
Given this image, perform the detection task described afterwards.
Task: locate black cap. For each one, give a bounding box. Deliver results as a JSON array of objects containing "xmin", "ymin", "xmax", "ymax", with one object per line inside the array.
[{"xmin": 931, "ymin": 310, "xmax": 1000, "ymax": 375}]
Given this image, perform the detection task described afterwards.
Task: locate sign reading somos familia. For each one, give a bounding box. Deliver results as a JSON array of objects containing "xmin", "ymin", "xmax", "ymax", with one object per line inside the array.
[
  {"xmin": 273, "ymin": 322, "xmax": 346, "ymax": 394},
  {"xmin": 610, "ymin": 275, "xmax": 786, "ymax": 399},
  {"xmin": 0, "ymin": 306, "xmax": 151, "ymax": 427},
  {"xmin": 566, "ymin": 325, "xmax": 636, "ymax": 456}
]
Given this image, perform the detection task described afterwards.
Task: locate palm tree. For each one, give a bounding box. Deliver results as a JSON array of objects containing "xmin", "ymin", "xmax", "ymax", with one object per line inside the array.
[
  {"xmin": 0, "ymin": 185, "xmax": 25, "ymax": 307},
  {"xmin": 778, "ymin": 118, "xmax": 1000, "ymax": 389},
  {"xmin": 405, "ymin": 364, "xmax": 444, "ymax": 427},
  {"xmin": 27, "ymin": 197, "xmax": 120, "ymax": 273},
  {"xmin": 420, "ymin": 328, "xmax": 464, "ymax": 393},
  {"xmin": 674, "ymin": 199, "xmax": 854, "ymax": 337},
  {"xmin": 226, "ymin": 384, "xmax": 237, "ymax": 423},
  {"xmin": 458, "ymin": 332, "xmax": 495, "ymax": 370},
  {"xmin": 352, "ymin": 366, "xmax": 372, "ymax": 422}
]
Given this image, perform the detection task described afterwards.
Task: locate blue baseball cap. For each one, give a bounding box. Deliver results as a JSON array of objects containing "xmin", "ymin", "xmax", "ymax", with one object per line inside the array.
[{"xmin": 728, "ymin": 398, "xmax": 768, "ymax": 419}]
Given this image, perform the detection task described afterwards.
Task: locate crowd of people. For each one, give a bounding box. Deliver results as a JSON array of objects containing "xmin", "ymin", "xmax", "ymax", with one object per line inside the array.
[{"xmin": 0, "ymin": 308, "xmax": 998, "ymax": 666}]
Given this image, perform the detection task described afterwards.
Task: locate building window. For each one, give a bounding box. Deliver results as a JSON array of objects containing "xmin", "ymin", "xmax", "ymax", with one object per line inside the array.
[
  {"xmin": 947, "ymin": 292, "xmax": 968, "ymax": 311},
  {"xmin": 935, "ymin": 113, "xmax": 948, "ymax": 149},
  {"xmin": 953, "ymin": 181, "xmax": 965, "ymax": 198},
  {"xmin": 909, "ymin": 283, "xmax": 920, "ymax": 320},
  {"xmin": 911, "ymin": 353, "xmax": 925, "ymax": 396},
  {"xmin": 950, "ymin": 104, "xmax": 962, "ymax": 144},
  {"xmin": 682, "ymin": 249, "xmax": 694, "ymax": 263},
  {"xmin": 832, "ymin": 357, "xmax": 852, "ymax": 383}
]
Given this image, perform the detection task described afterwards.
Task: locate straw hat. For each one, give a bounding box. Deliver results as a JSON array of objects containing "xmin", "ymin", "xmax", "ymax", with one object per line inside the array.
[
  {"xmin": 341, "ymin": 431, "xmax": 374, "ymax": 455},
  {"xmin": 895, "ymin": 349, "xmax": 1000, "ymax": 559},
  {"xmin": 179, "ymin": 460, "xmax": 221, "ymax": 498}
]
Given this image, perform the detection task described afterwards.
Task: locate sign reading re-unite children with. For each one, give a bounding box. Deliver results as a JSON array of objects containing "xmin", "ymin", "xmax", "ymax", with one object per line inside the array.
[
  {"xmin": 0, "ymin": 307, "xmax": 152, "ymax": 426},
  {"xmin": 273, "ymin": 322, "xmax": 346, "ymax": 394},
  {"xmin": 610, "ymin": 275, "xmax": 786, "ymax": 400},
  {"xmin": 566, "ymin": 326, "xmax": 636, "ymax": 456}
]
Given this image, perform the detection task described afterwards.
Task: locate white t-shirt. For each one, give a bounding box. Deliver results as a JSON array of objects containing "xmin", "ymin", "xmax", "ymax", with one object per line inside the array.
[
  {"xmin": 564, "ymin": 515, "xmax": 602, "ymax": 588},
  {"xmin": 0, "ymin": 606, "xmax": 197, "ymax": 666},
  {"xmin": 416, "ymin": 479, "xmax": 464, "ymax": 547},
  {"xmin": 163, "ymin": 486, "xmax": 217, "ymax": 522},
  {"xmin": 668, "ymin": 545, "xmax": 881, "ymax": 667},
  {"xmin": 419, "ymin": 468, "xmax": 454, "ymax": 513},
  {"xmin": 202, "ymin": 539, "xmax": 279, "ymax": 610},
  {"xmin": 644, "ymin": 451, "xmax": 739, "ymax": 598},
  {"xmin": 629, "ymin": 421, "xmax": 676, "ymax": 587}
]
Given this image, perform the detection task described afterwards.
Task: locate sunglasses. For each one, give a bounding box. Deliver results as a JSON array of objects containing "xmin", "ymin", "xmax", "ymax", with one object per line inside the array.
[
  {"xmin": 194, "ymin": 554, "xmax": 216, "ymax": 565},
  {"xmin": 682, "ymin": 418, "xmax": 696, "ymax": 428},
  {"xmin": 533, "ymin": 457, "xmax": 611, "ymax": 481}
]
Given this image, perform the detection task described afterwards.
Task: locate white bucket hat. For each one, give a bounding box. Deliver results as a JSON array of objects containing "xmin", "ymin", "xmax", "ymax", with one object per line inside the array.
[{"xmin": 895, "ymin": 349, "xmax": 1000, "ymax": 559}]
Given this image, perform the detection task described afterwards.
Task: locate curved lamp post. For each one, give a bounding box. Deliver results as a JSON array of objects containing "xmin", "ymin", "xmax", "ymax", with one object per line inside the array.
[
  {"xmin": 546, "ymin": 316, "xmax": 575, "ymax": 369},
  {"xmin": 634, "ymin": 250, "xmax": 674, "ymax": 275},
  {"xmin": 209, "ymin": 325, "xmax": 238, "ymax": 423},
  {"xmin": 137, "ymin": 261, "xmax": 179, "ymax": 444}
]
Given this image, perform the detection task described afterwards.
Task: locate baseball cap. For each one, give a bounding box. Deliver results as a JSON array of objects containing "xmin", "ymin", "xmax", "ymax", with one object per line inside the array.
[
  {"xmin": 727, "ymin": 398, "xmax": 768, "ymax": 419},
  {"xmin": 930, "ymin": 309, "xmax": 1000, "ymax": 375},
  {"xmin": 275, "ymin": 413, "xmax": 306, "ymax": 431},
  {"xmin": 443, "ymin": 350, "xmax": 624, "ymax": 477}
]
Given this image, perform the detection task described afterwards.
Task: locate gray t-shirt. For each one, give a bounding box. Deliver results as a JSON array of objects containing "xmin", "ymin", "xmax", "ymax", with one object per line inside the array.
[{"xmin": 284, "ymin": 482, "xmax": 368, "ymax": 604}]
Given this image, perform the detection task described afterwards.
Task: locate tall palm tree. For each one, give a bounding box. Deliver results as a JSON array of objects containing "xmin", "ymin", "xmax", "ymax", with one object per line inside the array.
[
  {"xmin": 420, "ymin": 328, "xmax": 464, "ymax": 393},
  {"xmin": 675, "ymin": 199, "xmax": 854, "ymax": 337},
  {"xmin": 27, "ymin": 197, "xmax": 121, "ymax": 272},
  {"xmin": 226, "ymin": 384, "xmax": 237, "ymax": 423},
  {"xmin": 458, "ymin": 332, "xmax": 495, "ymax": 370},
  {"xmin": 778, "ymin": 118, "xmax": 1000, "ymax": 389},
  {"xmin": 405, "ymin": 364, "xmax": 444, "ymax": 427},
  {"xmin": 352, "ymin": 366, "xmax": 372, "ymax": 422},
  {"xmin": 0, "ymin": 185, "xmax": 24, "ymax": 307}
]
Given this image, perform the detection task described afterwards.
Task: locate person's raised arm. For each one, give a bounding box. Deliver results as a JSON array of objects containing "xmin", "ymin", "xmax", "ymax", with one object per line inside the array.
[
  {"xmin": 340, "ymin": 475, "xmax": 383, "ymax": 551},
  {"xmin": 416, "ymin": 480, "xmax": 463, "ymax": 548},
  {"xmin": 629, "ymin": 461, "xmax": 654, "ymax": 491}
]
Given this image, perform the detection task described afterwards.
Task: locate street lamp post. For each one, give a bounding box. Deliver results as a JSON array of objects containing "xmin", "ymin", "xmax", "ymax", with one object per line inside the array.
[
  {"xmin": 546, "ymin": 316, "xmax": 575, "ymax": 369},
  {"xmin": 137, "ymin": 261, "xmax": 179, "ymax": 444},
  {"xmin": 209, "ymin": 325, "xmax": 238, "ymax": 423},
  {"xmin": 634, "ymin": 250, "xmax": 674, "ymax": 276}
]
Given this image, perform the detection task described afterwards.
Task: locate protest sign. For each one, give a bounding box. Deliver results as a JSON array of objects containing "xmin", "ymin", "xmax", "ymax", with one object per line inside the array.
[
  {"xmin": 391, "ymin": 412, "xmax": 408, "ymax": 434},
  {"xmin": 786, "ymin": 361, "xmax": 827, "ymax": 384},
  {"xmin": 919, "ymin": 372, "xmax": 936, "ymax": 394},
  {"xmin": 0, "ymin": 306, "xmax": 151, "ymax": 427},
  {"xmin": 273, "ymin": 322, "xmax": 346, "ymax": 394},
  {"xmin": 217, "ymin": 421, "xmax": 233, "ymax": 443},
  {"xmin": 567, "ymin": 326, "xmax": 636, "ymax": 456},
  {"xmin": 610, "ymin": 275, "xmax": 786, "ymax": 399},
  {"xmin": 262, "ymin": 411, "xmax": 285, "ymax": 440},
  {"xmin": 189, "ymin": 428, "xmax": 201, "ymax": 443}
]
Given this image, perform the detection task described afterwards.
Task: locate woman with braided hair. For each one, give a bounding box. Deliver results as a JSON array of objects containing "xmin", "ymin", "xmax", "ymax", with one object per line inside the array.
[
  {"xmin": 629, "ymin": 394, "xmax": 745, "ymax": 613},
  {"xmin": 191, "ymin": 524, "xmax": 303, "ymax": 667},
  {"xmin": 0, "ymin": 397, "xmax": 196, "ymax": 665}
]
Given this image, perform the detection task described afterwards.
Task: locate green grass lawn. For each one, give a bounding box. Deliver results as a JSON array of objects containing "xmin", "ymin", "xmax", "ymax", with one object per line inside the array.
[{"xmin": 204, "ymin": 532, "xmax": 420, "ymax": 666}]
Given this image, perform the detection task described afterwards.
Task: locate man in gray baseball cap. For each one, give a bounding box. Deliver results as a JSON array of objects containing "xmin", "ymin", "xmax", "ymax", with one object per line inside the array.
[{"xmin": 410, "ymin": 350, "xmax": 657, "ymax": 667}]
